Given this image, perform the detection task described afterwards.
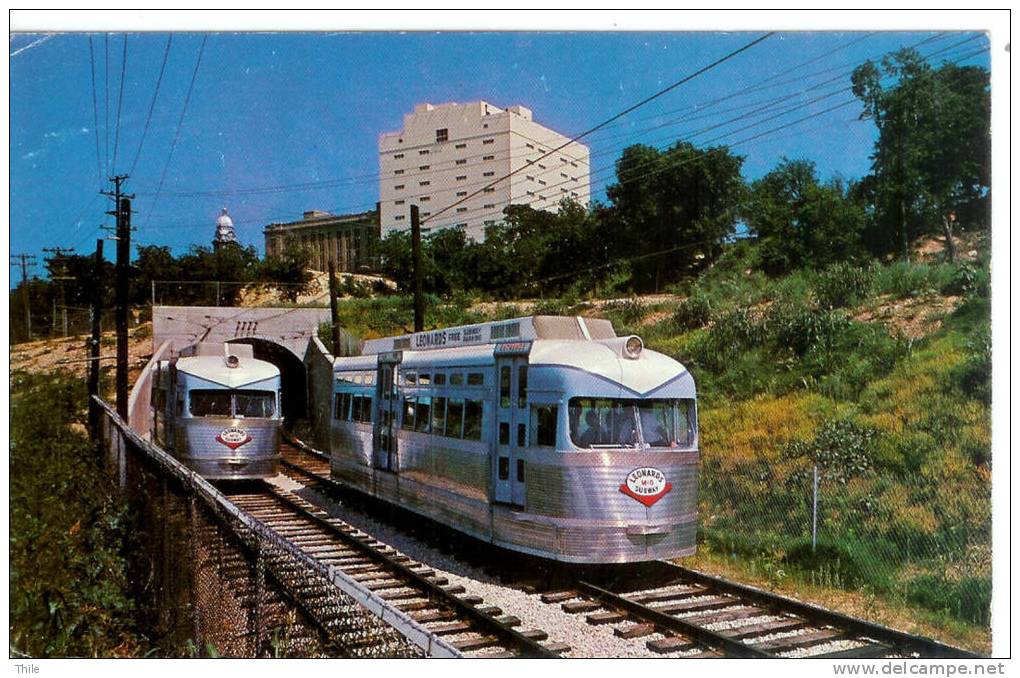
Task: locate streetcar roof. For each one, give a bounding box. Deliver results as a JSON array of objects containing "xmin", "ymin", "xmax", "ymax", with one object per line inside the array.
[
  {"xmin": 360, "ymin": 315, "xmax": 616, "ymax": 355},
  {"xmin": 175, "ymin": 343, "xmax": 280, "ymax": 388}
]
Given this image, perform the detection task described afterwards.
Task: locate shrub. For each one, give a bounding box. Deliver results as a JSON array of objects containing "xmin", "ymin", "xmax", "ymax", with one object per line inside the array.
[
  {"xmin": 671, "ymin": 292, "xmax": 712, "ymax": 331},
  {"xmin": 602, "ymin": 297, "xmax": 646, "ymax": 328},
  {"xmin": 905, "ymin": 575, "xmax": 992, "ymax": 626},
  {"xmin": 941, "ymin": 263, "xmax": 978, "ymax": 296},
  {"xmin": 813, "ymin": 263, "xmax": 874, "ymax": 309},
  {"xmin": 950, "ymin": 327, "xmax": 992, "ymax": 405},
  {"xmin": 767, "ymin": 301, "xmax": 849, "ymax": 357},
  {"xmin": 784, "ymin": 418, "xmax": 879, "ymax": 485},
  {"xmin": 873, "ymin": 261, "xmax": 956, "ymax": 300}
]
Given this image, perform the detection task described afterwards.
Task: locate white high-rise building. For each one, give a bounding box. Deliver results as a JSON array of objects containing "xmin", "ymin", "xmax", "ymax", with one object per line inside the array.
[{"xmin": 378, "ymin": 101, "xmax": 590, "ymax": 241}]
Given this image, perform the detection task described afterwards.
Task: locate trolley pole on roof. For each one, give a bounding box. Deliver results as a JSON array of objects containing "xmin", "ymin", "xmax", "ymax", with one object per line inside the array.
[
  {"xmin": 410, "ymin": 204, "xmax": 424, "ymax": 333},
  {"xmin": 103, "ymin": 174, "xmax": 133, "ymax": 419},
  {"xmin": 88, "ymin": 238, "xmax": 105, "ymax": 439},
  {"xmin": 328, "ymin": 260, "xmax": 341, "ymax": 356}
]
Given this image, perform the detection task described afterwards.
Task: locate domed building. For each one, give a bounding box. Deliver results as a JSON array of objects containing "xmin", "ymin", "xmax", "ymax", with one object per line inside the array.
[{"xmin": 212, "ymin": 207, "xmax": 239, "ymax": 252}]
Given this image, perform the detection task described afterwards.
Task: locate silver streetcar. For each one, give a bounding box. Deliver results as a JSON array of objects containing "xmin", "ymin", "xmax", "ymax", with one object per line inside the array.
[
  {"xmin": 328, "ymin": 316, "xmax": 698, "ymax": 564},
  {"xmin": 151, "ymin": 342, "xmax": 282, "ymax": 480}
]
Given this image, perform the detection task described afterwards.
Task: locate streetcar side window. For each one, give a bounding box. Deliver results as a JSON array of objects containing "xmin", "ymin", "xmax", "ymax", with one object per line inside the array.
[
  {"xmin": 433, "ymin": 373, "xmax": 446, "ymax": 386},
  {"xmin": 401, "ymin": 397, "xmax": 415, "ymax": 430},
  {"xmin": 446, "ymin": 398, "xmax": 465, "ymax": 438},
  {"xmin": 450, "ymin": 373, "xmax": 464, "ymax": 386},
  {"xmin": 531, "ymin": 405, "xmax": 558, "ymax": 447},
  {"xmin": 414, "ymin": 396, "xmax": 432, "ymax": 433},
  {"xmin": 467, "ymin": 372, "xmax": 484, "ymax": 386},
  {"xmin": 432, "ymin": 396, "xmax": 447, "ymax": 435},
  {"xmin": 464, "ymin": 399, "xmax": 483, "ymax": 440}
]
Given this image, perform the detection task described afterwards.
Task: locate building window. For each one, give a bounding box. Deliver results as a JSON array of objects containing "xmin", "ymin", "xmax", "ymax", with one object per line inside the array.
[
  {"xmin": 538, "ymin": 163, "xmax": 546, "ymax": 170},
  {"xmin": 420, "ymin": 196, "xmax": 430, "ymax": 202},
  {"xmin": 561, "ymin": 188, "xmax": 568, "ymax": 193},
  {"xmin": 456, "ymin": 175, "xmax": 467, "ymax": 181},
  {"xmin": 455, "ymin": 158, "xmax": 467, "ymax": 165},
  {"xmin": 395, "ymin": 215, "xmax": 405, "ymax": 221},
  {"xmin": 537, "ymin": 179, "xmax": 546, "ymax": 186},
  {"xmin": 455, "ymin": 143, "xmax": 467, "ymax": 149},
  {"xmin": 526, "ymin": 143, "xmax": 534, "ymax": 149},
  {"xmin": 456, "ymin": 223, "xmax": 468, "ymax": 228},
  {"xmin": 456, "ymin": 207, "xmax": 468, "ymax": 213},
  {"xmin": 482, "ymin": 155, "xmax": 494, "ymax": 161},
  {"xmin": 482, "ymin": 138, "xmax": 494, "ymax": 145},
  {"xmin": 571, "ymin": 161, "xmax": 578, "ymax": 167},
  {"xmin": 483, "ymin": 187, "xmax": 495, "ymax": 193},
  {"xmin": 421, "ymin": 211, "xmax": 430, "ymax": 217},
  {"xmin": 419, "ymin": 165, "xmax": 430, "ymax": 170},
  {"xmin": 394, "ymin": 199, "xmax": 405, "ymax": 205},
  {"xmin": 483, "ymin": 203, "xmax": 495, "ymax": 209},
  {"xmin": 419, "ymin": 149, "xmax": 429, "ymax": 155},
  {"xmin": 394, "ymin": 184, "xmax": 405, "ymax": 190},
  {"xmin": 420, "ymin": 180, "xmax": 430, "ymax": 186},
  {"xmin": 483, "ymin": 123, "xmax": 489, "ymax": 128},
  {"xmin": 393, "ymin": 153, "xmax": 404, "ymax": 159},
  {"xmin": 484, "ymin": 220, "xmax": 495, "ymax": 226},
  {"xmin": 483, "ymin": 171, "xmax": 494, "ymax": 177},
  {"xmin": 561, "ymin": 173, "xmax": 569, "ymax": 179},
  {"xmin": 436, "ymin": 128, "xmax": 448, "ymax": 142},
  {"xmin": 561, "ymin": 157, "xmax": 569, "ymax": 163},
  {"xmin": 456, "ymin": 191, "xmax": 467, "ymax": 197},
  {"xmin": 394, "ymin": 169, "xmax": 404, "ymax": 175}
]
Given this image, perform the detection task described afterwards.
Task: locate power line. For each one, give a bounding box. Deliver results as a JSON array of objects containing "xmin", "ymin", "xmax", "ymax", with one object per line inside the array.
[
  {"xmin": 129, "ymin": 35, "xmax": 173, "ymax": 178},
  {"xmin": 111, "ymin": 35, "xmax": 128, "ymax": 174},
  {"xmin": 136, "ymin": 36, "xmax": 986, "ymax": 236},
  {"xmin": 128, "ymin": 31, "xmax": 964, "ymax": 204},
  {"xmin": 104, "ymin": 33, "xmax": 110, "ymax": 177},
  {"xmin": 88, "ymin": 36, "xmax": 102, "ymax": 189},
  {"xmin": 422, "ymin": 32, "xmax": 775, "ymax": 225},
  {"xmin": 144, "ymin": 35, "xmax": 208, "ymax": 228}
]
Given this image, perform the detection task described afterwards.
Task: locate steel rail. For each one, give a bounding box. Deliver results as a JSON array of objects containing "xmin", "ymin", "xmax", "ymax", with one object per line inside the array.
[
  {"xmin": 660, "ymin": 564, "xmax": 982, "ymax": 659},
  {"xmin": 254, "ymin": 483, "xmax": 561, "ymax": 658},
  {"xmin": 576, "ymin": 580, "xmax": 773, "ymax": 658}
]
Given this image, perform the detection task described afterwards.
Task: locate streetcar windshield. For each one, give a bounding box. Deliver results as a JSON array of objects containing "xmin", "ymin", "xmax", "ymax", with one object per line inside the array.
[
  {"xmin": 568, "ymin": 398, "xmax": 696, "ymax": 449},
  {"xmin": 189, "ymin": 389, "xmax": 276, "ymax": 418}
]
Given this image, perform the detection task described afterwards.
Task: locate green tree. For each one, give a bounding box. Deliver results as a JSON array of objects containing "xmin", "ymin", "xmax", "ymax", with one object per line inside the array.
[
  {"xmin": 851, "ymin": 48, "xmax": 990, "ymax": 261},
  {"xmin": 260, "ymin": 242, "xmax": 313, "ymax": 302},
  {"xmin": 745, "ymin": 158, "xmax": 866, "ymax": 274},
  {"xmin": 606, "ymin": 142, "xmax": 746, "ymax": 289}
]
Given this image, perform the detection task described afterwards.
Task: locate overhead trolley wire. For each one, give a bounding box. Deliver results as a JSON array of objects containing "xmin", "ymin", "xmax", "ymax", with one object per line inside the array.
[
  {"xmin": 129, "ymin": 35, "xmax": 173, "ymax": 178},
  {"xmin": 129, "ymin": 31, "xmax": 957, "ymax": 203},
  {"xmin": 144, "ymin": 35, "xmax": 208, "ymax": 228},
  {"xmin": 422, "ymin": 32, "xmax": 776, "ymax": 225},
  {"xmin": 87, "ymin": 36, "xmax": 103, "ymax": 189},
  {"xmin": 111, "ymin": 35, "xmax": 128, "ymax": 175}
]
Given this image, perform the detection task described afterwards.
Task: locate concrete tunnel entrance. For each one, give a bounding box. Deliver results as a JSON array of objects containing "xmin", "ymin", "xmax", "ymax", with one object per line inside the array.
[{"xmin": 228, "ymin": 338, "xmax": 308, "ymax": 426}]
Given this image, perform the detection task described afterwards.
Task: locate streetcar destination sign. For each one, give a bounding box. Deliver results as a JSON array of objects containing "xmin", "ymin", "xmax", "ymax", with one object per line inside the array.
[{"xmin": 620, "ymin": 467, "xmax": 673, "ymax": 507}]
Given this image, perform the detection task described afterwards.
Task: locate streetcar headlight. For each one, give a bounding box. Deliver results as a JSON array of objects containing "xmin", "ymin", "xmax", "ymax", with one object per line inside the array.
[
  {"xmin": 225, "ymin": 355, "xmax": 240, "ymax": 368},
  {"xmin": 624, "ymin": 336, "xmax": 643, "ymax": 359}
]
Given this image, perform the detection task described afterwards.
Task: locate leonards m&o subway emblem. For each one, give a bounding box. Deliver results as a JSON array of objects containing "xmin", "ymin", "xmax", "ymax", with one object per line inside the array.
[
  {"xmin": 216, "ymin": 426, "xmax": 252, "ymax": 450},
  {"xmin": 620, "ymin": 467, "xmax": 672, "ymax": 507}
]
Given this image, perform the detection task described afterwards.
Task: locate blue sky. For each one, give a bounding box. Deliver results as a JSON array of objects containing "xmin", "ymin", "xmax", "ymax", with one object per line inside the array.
[{"xmin": 9, "ymin": 30, "xmax": 989, "ymax": 283}]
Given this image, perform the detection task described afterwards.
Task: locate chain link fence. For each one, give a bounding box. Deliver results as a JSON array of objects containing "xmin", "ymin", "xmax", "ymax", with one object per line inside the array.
[
  {"xmin": 699, "ymin": 450, "xmax": 992, "ymax": 626},
  {"xmin": 94, "ymin": 398, "xmax": 425, "ymax": 658}
]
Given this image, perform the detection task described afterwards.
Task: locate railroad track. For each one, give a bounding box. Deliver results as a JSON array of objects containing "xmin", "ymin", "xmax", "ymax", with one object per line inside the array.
[
  {"xmin": 225, "ymin": 482, "xmax": 566, "ymax": 658},
  {"xmin": 276, "ymin": 435, "xmax": 981, "ymax": 659},
  {"xmin": 543, "ymin": 565, "xmax": 980, "ymax": 659}
]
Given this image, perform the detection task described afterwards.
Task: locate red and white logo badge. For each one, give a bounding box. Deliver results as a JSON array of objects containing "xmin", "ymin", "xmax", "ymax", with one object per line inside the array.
[
  {"xmin": 620, "ymin": 467, "xmax": 672, "ymax": 507},
  {"xmin": 216, "ymin": 427, "xmax": 252, "ymax": 450}
]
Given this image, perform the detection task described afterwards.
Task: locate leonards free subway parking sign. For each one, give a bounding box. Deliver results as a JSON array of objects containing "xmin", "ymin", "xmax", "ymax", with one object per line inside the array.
[
  {"xmin": 216, "ymin": 427, "xmax": 252, "ymax": 451},
  {"xmin": 620, "ymin": 467, "xmax": 672, "ymax": 507}
]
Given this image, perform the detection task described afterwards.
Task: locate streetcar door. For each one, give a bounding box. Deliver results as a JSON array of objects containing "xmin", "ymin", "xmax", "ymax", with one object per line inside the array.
[
  {"xmin": 374, "ymin": 352, "xmax": 401, "ymax": 472},
  {"xmin": 494, "ymin": 343, "xmax": 531, "ymax": 507}
]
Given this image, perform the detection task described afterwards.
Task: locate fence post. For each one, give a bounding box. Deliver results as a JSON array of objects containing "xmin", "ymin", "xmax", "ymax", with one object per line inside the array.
[{"xmin": 812, "ymin": 464, "xmax": 819, "ymax": 552}]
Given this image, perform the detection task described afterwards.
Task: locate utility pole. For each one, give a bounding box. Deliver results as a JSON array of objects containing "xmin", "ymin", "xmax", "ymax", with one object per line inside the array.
[
  {"xmin": 102, "ymin": 174, "xmax": 133, "ymax": 419},
  {"xmin": 328, "ymin": 260, "xmax": 341, "ymax": 356},
  {"xmin": 43, "ymin": 247, "xmax": 76, "ymax": 338},
  {"xmin": 88, "ymin": 239, "xmax": 105, "ymax": 439},
  {"xmin": 410, "ymin": 205, "xmax": 424, "ymax": 333},
  {"xmin": 10, "ymin": 253, "xmax": 37, "ymax": 342}
]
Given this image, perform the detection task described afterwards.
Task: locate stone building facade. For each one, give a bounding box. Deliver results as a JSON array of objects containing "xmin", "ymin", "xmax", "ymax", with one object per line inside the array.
[{"xmin": 263, "ymin": 208, "xmax": 380, "ymax": 273}]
